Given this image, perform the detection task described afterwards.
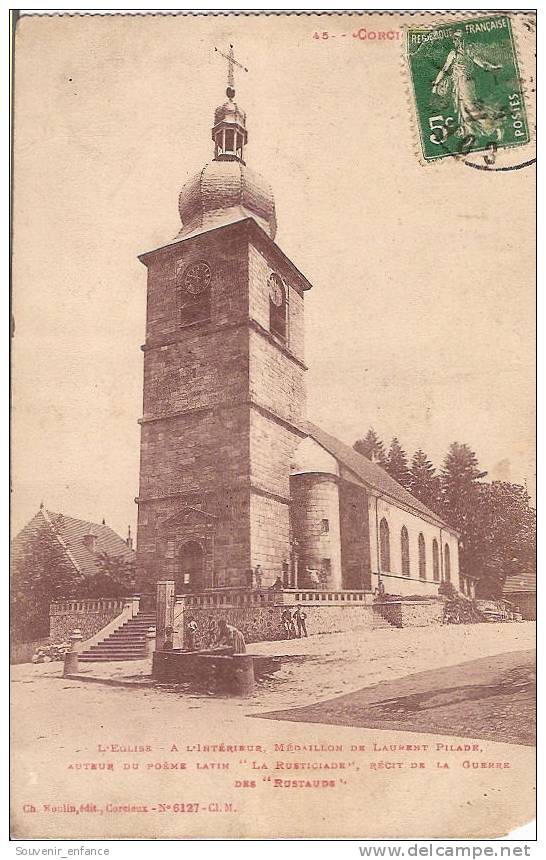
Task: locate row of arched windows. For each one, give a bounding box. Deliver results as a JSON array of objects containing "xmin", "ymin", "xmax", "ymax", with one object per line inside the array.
[{"xmin": 379, "ymin": 518, "xmax": 451, "ymax": 582}]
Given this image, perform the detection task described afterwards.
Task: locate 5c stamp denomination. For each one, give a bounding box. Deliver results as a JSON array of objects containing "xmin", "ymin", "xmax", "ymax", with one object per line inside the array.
[{"xmin": 407, "ymin": 15, "xmax": 530, "ymax": 162}]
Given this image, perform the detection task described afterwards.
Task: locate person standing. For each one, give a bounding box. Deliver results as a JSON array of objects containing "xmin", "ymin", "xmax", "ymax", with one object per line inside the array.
[
  {"xmin": 281, "ymin": 608, "xmax": 293, "ymax": 639},
  {"xmin": 254, "ymin": 564, "xmax": 263, "ymax": 590},
  {"xmin": 186, "ymin": 620, "xmax": 198, "ymax": 651},
  {"xmin": 293, "ymin": 606, "xmax": 308, "ymax": 638}
]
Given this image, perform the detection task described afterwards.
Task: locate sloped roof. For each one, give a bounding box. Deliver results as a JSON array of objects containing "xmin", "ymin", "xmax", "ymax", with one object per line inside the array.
[
  {"xmin": 502, "ymin": 569, "xmax": 536, "ymax": 594},
  {"xmin": 12, "ymin": 509, "xmax": 135, "ymax": 578},
  {"xmin": 305, "ymin": 422, "xmax": 454, "ymax": 532}
]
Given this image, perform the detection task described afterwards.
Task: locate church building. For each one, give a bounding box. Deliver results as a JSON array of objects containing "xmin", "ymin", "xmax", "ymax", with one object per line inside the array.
[{"xmin": 135, "ymin": 51, "xmax": 460, "ymax": 600}]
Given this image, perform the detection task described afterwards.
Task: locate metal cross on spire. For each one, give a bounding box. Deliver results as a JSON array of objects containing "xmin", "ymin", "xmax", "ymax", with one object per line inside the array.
[{"xmin": 214, "ymin": 44, "xmax": 248, "ymax": 99}]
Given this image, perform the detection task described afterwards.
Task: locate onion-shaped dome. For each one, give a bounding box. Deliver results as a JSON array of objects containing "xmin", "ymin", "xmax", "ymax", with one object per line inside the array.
[
  {"xmin": 175, "ymin": 49, "xmax": 276, "ymax": 241},
  {"xmin": 214, "ymin": 99, "xmax": 246, "ymax": 129},
  {"xmin": 177, "ymin": 159, "xmax": 277, "ymax": 240}
]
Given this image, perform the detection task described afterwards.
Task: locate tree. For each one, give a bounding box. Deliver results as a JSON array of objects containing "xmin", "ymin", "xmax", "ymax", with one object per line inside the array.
[
  {"xmin": 441, "ymin": 442, "xmax": 487, "ymax": 579},
  {"xmin": 472, "ymin": 482, "xmax": 536, "ymax": 598},
  {"xmin": 385, "ymin": 437, "xmax": 411, "ymax": 488},
  {"xmin": 76, "ymin": 552, "xmax": 136, "ymax": 598},
  {"xmin": 10, "ymin": 524, "xmax": 80, "ymax": 643},
  {"xmin": 353, "ymin": 428, "xmax": 386, "ymax": 466},
  {"xmin": 409, "ymin": 449, "xmax": 441, "ymax": 512}
]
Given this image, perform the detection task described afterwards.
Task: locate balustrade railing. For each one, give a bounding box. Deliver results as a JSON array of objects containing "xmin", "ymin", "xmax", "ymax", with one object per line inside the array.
[
  {"xmin": 177, "ymin": 589, "xmax": 372, "ymax": 608},
  {"xmin": 50, "ymin": 598, "xmax": 129, "ymax": 615}
]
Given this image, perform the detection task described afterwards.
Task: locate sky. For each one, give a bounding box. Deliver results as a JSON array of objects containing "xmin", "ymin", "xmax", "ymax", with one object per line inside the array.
[{"xmin": 11, "ymin": 12, "xmax": 536, "ymax": 539}]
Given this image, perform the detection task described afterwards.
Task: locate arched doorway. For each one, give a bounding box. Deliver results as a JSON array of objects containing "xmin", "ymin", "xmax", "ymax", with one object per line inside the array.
[{"xmin": 177, "ymin": 541, "xmax": 205, "ymax": 594}]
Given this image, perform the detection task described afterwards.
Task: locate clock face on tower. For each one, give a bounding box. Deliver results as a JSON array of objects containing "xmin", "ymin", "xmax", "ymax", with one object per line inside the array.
[
  {"xmin": 268, "ymin": 272, "xmax": 285, "ymax": 307},
  {"xmin": 183, "ymin": 261, "xmax": 212, "ymax": 296}
]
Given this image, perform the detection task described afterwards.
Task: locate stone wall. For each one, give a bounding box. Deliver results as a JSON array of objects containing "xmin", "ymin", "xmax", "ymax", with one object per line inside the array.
[
  {"xmin": 246, "ymin": 236, "xmax": 307, "ymax": 583},
  {"xmin": 249, "ymin": 492, "xmax": 291, "ymax": 587},
  {"xmin": 339, "ymin": 480, "xmax": 371, "ymax": 590},
  {"xmin": 49, "ymin": 599, "xmax": 126, "ymax": 642},
  {"xmin": 248, "ymin": 242, "xmax": 306, "ymax": 364},
  {"xmin": 290, "ymin": 473, "xmax": 342, "ymax": 589},
  {"xmin": 373, "ymin": 600, "xmax": 444, "ymax": 628},
  {"xmin": 174, "ymin": 602, "xmax": 375, "ymax": 648}
]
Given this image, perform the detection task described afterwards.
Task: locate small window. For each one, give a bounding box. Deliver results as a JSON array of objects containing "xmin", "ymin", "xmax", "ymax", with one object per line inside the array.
[
  {"xmin": 444, "ymin": 543, "xmax": 451, "ymax": 582},
  {"xmin": 225, "ymin": 128, "xmax": 235, "ymax": 151},
  {"xmin": 379, "ymin": 518, "xmax": 390, "ymax": 571},
  {"xmin": 401, "ymin": 526, "xmax": 410, "ymax": 577},
  {"xmin": 269, "ymin": 273, "xmax": 287, "ymax": 341},
  {"xmin": 418, "ymin": 533, "xmax": 426, "ymax": 579},
  {"xmin": 321, "ymin": 518, "xmax": 329, "ymax": 534},
  {"xmin": 432, "ymin": 539, "xmax": 440, "ymax": 582}
]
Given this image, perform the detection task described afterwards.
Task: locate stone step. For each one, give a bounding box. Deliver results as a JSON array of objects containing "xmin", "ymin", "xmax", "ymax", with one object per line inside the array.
[
  {"xmin": 78, "ymin": 612, "xmax": 156, "ymax": 662},
  {"xmin": 79, "ymin": 655, "xmax": 145, "ymax": 662},
  {"xmin": 104, "ymin": 632, "xmax": 149, "ymax": 639},
  {"xmin": 87, "ymin": 644, "xmax": 147, "ymax": 652},
  {"xmin": 84, "ymin": 647, "xmax": 147, "ymax": 655},
  {"xmin": 120, "ymin": 622, "xmax": 155, "ymax": 628}
]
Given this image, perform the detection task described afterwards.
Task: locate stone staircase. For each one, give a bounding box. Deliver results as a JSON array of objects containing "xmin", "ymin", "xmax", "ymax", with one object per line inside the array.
[{"xmin": 78, "ymin": 612, "xmax": 156, "ymax": 662}]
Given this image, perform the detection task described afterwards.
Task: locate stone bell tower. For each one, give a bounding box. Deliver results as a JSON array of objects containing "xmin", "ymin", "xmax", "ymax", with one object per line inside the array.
[{"xmin": 135, "ymin": 47, "xmax": 312, "ymax": 594}]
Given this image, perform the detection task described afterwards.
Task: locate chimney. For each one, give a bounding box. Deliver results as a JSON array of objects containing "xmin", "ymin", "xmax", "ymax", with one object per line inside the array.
[
  {"xmin": 82, "ymin": 532, "xmax": 97, "ymax": 553},
  {"xmin": 126, "ymin": 525, "xmax": 133, "ymax": 550}
]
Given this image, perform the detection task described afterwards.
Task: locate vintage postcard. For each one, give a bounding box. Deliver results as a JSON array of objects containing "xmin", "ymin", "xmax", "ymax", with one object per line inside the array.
[{"xmin": 10, "ymin": 10, "xmax": 536, "ymax": 841}]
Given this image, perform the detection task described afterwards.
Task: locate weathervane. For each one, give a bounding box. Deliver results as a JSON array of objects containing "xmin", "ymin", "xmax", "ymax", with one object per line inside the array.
[{"xmin": 214, "ymin": 44, "xmax": 248, "ymax": 99}]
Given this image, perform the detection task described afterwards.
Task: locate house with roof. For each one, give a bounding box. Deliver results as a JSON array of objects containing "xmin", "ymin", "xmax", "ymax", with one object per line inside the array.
[
  {"xmin": 11, "ymin": 506, "xmax": 136, "ymax": 643},
  {"xmin": 12, "ymin": 506, "xmax": 135, "ymax": 581},
  {"xmin": 502, "ymin": 569, "xmax": 536, "ymax": 620}
]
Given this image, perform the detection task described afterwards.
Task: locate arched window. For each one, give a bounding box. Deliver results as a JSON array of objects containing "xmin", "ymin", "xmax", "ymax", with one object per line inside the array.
[
  {"xmin": 444, "ymin": 543, "xmax": 451, "ymax": 582},
  {"xmin": 432, "ymin": 539, "xmax": 440, "ymax": 582},
  {"xmin": 401, "ymin": 526, "xmax": 410, "ymax": 577},
  {"xmin": 418, "ymin": 533, "xmax": 426, "ymax": 579},
  {"xmin": 269, "ymin": 273, "xmax": 287, "ymax": 341},
  {"xmin": 379, "ymin": 518, "xmax": 390, "ymax": 571}
]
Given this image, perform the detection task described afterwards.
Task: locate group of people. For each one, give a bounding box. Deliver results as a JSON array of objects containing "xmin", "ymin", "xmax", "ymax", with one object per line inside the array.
[
  {"xmin": 164, "ymin": 604, "xmax": 309, "ymax": 654},
  {"xmin": 163, "ymin": 618, "xmax": 247, "ymax": 654},
  {"xmin": 246, "ymin": 561, "xmax": 292, "ymax": 590},
  {"xmin": 281, "ymin": 606, "xmax": 308, "ymax": 639}
]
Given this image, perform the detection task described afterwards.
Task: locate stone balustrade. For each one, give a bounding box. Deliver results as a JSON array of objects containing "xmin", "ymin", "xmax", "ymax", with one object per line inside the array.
[
  {"xmin": 177, "ymin": 588, "xmax": 372, "ymax": 609},
  {"xmin": 49, "ymin": 597, "xmax": 138, "ymax": 642},
  {"xmin": 50, "ymin": 598, "xmax": 128, "ymax": 615}
]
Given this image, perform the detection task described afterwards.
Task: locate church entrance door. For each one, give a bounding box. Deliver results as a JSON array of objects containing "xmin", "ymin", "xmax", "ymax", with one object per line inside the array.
[{"xmin": 177, "ymin": 541, "xmax": 206, "ymax": 594}]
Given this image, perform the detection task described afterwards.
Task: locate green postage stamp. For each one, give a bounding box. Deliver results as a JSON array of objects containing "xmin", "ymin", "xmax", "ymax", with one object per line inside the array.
[{"xmin": 407, "ymin": 15, "xmax": 530, "ymax": 162}]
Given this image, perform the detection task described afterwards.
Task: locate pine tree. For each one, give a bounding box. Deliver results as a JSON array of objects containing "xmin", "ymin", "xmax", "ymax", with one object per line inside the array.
[
  {"xmin": 353, "ymin": 428, "xmax": 386, "ymax": 466},
  {"xmin": 409, "ymin": 449, "xmax": 441, "ymax": 512},
  {"xmin": 441, "ymin": 442, "xmax": 487, "ymax": 580},
  {"xmin": 385, "ymin": 437, "xmax": 411, "ymax": 488}
]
